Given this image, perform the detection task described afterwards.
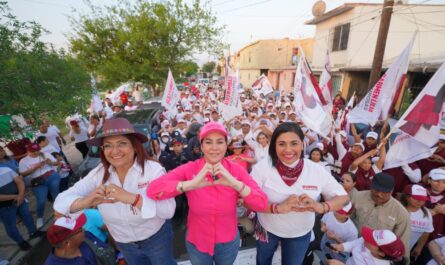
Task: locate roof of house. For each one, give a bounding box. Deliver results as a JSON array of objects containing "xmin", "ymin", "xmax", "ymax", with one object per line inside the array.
[{"xmin": 305, "ymin": 2, "xmax": 445, "ymax": 25}]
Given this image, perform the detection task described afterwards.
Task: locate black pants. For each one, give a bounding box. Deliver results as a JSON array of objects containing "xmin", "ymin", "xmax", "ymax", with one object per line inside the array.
[{"xmin": 75, "ymin": 141, "xmax": 89, "ymax": 159}]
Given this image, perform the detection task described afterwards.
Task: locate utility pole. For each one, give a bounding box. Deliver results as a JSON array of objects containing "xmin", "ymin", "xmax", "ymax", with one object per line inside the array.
[{"xmin": 368, "ymin": 0, "xmax": 395, "ymax": 89}]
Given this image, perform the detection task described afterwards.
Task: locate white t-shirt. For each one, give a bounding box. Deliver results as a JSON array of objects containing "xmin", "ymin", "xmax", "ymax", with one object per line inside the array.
[
  {"xmin": 409, "ymin": 208, "xmax": 434, "ymax": 249},
  {"xmin": 343, "ymin": 238, "xmax": 391, "ymax": 265},
  {"xmin": 19, "ymin": 152, "xmax": 56, "ymax": 179},
  {"xmin": 251, "ymin": 157, "xmax": 347, "ymax": 238},
  {"xmin": 69, "ymin": 127, "xmax": 89, "ymax": 143},
  {"xmin": 321, "ymin": 212, "xmax": 358, "ymax": 243}
]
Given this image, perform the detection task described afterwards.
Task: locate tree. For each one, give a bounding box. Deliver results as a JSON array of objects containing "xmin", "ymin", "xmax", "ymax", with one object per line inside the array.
[
  {"xmin": 0, "ymin": 2, "xmax": 91, "ymax": 133},
  {"xmin": 202, "ymin": 61, "xmax": 216, "ymax": 73},
  {"xmin": 69, "ymin": 0, "xmax": 225, "ymax": 95}
]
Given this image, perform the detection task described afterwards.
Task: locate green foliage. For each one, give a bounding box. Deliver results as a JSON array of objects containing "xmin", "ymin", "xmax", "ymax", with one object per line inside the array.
[
  {"xmin": 69, "ymin": 0, "xmax": 225, "ymax": 94},
  {"xmin": 201, "ymin": 61, "xmax": 216, "ymax": 73},
  {"xmin": 0, "ymin": 2, "xmax": 90, "ymax": 128}
]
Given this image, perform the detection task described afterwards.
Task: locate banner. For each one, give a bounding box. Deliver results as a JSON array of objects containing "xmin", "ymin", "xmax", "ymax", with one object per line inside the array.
[
  {"xmin": 252, "ymin": 74, "xmax": 274, "ymax": 97},
  {"xmin": 224, "ymin": 65, "xmax": 240, "ymax": 108},
  {"xmin": 318, "ymin": 51, "xmax": 333, "ymax": 112},
  {"xmin": 340, "ymin": 92, "xmax": 356, "ymax": 131},
  {"xmin": 347, "ymin": 33, "xmax": 415, "ymax": 126},
  {"xmin": 293, "ymin": 50, "xmax": 333, "ymax": 138},
  {"xmin": 161, "ymin": 69, "xmax": 180, "ymax": 116},
  {"xmin": 384, "ymin": 131, "xmax": 434, "ymax": 169},
  {"xmin": 385, "ymin": 61, "xmax": 445, "ymax": 169}
]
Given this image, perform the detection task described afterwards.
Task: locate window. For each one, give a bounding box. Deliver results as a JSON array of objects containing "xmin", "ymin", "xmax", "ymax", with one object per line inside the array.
[
  {"xmin": 332, "ymin": 23, "xmax": 350, "ymax": 51},
  {"xmin": 331, "ymin": 75, "xmax": 343, "ymax": 95}
]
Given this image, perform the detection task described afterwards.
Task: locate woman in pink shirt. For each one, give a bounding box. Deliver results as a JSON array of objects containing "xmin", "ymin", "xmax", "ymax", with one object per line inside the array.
[{"xmin": 147, "ymin": 122, "xmax": 268, "ymax": 265}]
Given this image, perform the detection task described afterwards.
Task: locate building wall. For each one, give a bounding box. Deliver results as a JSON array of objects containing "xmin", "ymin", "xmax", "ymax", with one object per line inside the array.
[
  {"xmin": 311, "ymin": 4, "xmax": 445, "ymax": 70},
  {"xmin": 268, "ymin": 69, "xmax": 296, "ymax": 92},
  {"xmin": 237, "ymin": 38, "xmax": 314, "ymax": 88}
]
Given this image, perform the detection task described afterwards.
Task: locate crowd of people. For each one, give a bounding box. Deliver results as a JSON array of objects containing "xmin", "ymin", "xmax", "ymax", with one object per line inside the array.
[{"xmin": 1, "ymin": 82, "xmax": 445, "ymax": 265}]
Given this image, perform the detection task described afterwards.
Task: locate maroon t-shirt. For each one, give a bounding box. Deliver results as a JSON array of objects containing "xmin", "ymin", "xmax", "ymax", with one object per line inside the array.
[
  {"xmin": 329, "ymin": 140, "xmax": 350, "ymax": 161},
  {"xmin": 417, "ymin": 148, "xmax": 445, "ymax": 176},
  {"xmin": 340, "ymin": 152, "xmax": 356, "ymax": 175},
  {"xmin": 355, "ymin": 167, "xmax": 376, "ymax": 191},
  {"xmin": 384, "ymin": 163, "xmax": 419, "ymax": 194}
]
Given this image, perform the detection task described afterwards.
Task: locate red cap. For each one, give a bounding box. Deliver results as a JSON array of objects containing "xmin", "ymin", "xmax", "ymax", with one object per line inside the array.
[
  {"xmin": 336, "ymin": 202, "xmax": 354, "ymax": 215},
  {"xmin": 403, "ymin": 184, "xmax": 429, "ymax": 201},
  {"xmin": 361, "ymin": 226, "xmax": 405, "ymax": 259},
  {"xmin": 27, "ymin": 143, "xmax": 41, "ymax": 152},
  {"xmin": 199, "ymin": 122, "xmax": 227, "ymax": 140},
  {"xmin": 47, "ymin": 214, "xmax": 86, "ymax": 246},
  {"xmin": 69, "ymin": 120, "xmax": 79, "ymax": 126}
]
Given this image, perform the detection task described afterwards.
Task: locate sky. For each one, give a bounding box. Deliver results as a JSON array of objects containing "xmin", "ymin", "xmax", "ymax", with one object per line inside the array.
[{"xmin": 7, "ymin": 0, "xmax": 445, "ymax": 64}]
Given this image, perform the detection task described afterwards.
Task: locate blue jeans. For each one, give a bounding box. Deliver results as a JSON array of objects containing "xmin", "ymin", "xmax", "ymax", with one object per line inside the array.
[
  {"xmin": 256, "ymin": 230, "xmax": 311, "ymax": 265},
  {"xmin": 185, "ymin": 231, "xmax": 240, "ymax": 265},
  {"xmin": 115, "ymin": 220, "xmax": 176, "ymax": 265},
  {"xmin": 0, "ymin": 200, "xmax": 36, "ymax": 244},
  {"xmin": 31, "ymin": 171, "xmax": 60, "ymax": 218}
]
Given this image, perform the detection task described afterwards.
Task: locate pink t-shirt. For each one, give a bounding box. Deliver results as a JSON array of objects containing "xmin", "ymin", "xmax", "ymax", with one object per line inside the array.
[
  {"xmin": 146, "ymin": 158, "xmax": 268, "ymax": 255},
  {"xmin": 226, "ymin": 153, "xmax": 251, "ymax": 171}
]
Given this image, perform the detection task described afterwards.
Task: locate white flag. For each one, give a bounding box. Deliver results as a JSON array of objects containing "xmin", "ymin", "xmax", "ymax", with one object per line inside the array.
[
  {"xmin": 293, "ymin": 51, "xmax": 332, "ymax": 138},
  {"xmin": 90, "ymin": 94, "xmax": 103, "ymax": 114},
  {"xmin": 319, "ymin": 51, "xmax": 333, "ymax": 113},
  {"xmin": 252, "ymin": 74, "xmax": 274, "ymax": 97},
  {"xmin": 385, "ymin": 61, "xmax": 445, "ymax": 169},
  {"xmin": 347, "ymin": 33, "xmax": 415, "ymax": 126},
  {"xmin": 107, "ymin": 83, "xmax": 129, "ymax": 104},
  {"xmin": 161, "ymin": 69, "xmax": 180, "ymax": 116}
]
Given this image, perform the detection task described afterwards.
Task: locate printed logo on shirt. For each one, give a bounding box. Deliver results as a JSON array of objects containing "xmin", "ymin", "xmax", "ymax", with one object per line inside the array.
[
  {"xmin": 302, "ymin": 185, "xmax": 318, "ymax": 191},
  {"xmin": 430, "ymin": 195, "xmax": 444, "ymax": 204},
  {"xmin": 137, "ymin": 181, "xmax": 149, "ymax": 189}
]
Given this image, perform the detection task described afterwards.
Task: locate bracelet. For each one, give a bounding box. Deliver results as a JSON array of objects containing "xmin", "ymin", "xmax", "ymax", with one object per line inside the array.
[
  {"xmin": 270, "ymin": 203, "xmax": 274, "ymax": 213},
  {"xmin": 179, "ymin": 182, "xmax": 185, "ymax": 193},
  {"xmin": 238, "ymin": 183, "xmax": 246, "ymax": 194},
  {"xmin": 321, "ymin": 202, "xmax": 327, "ymax": 214},
  {"xmin": 273, "ymin": 204, "xmax": 279, "ymax": 214},
  {"xmin": 132, "ymin": 194, "xmax": 141, "ymax": 207}
]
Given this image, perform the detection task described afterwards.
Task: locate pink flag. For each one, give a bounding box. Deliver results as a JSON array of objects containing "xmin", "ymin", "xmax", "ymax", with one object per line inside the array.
[{"xmin": 347, "ymin": 33, "xmax": 415, "ymax": 126}]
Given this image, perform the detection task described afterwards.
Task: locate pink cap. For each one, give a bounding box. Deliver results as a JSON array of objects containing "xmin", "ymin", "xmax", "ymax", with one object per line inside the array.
[
  {"xmin": 199, "ymin": 122, "xmax": 227, "ymax": 140},
  {"xmin": 361, "ymin": 227, "xmax": 405, "ymax": 259},
  {"xmin": 403, "ymin": 184, "xmax": 429, "ymax": 201}
]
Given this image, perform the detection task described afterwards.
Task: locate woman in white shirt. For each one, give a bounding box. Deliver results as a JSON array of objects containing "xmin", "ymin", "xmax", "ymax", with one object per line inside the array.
[
  {"xmin": 54, "ymin": 118, "xmax": 176, "ymax": 265},
  {"xmin": 251, "ymin": 122, "xmax": 349, "ymax": 265},
  {"xmin": 68, "ymin": 120, "xmax": 89, "ymax": 159},
  {"xmin": 246, "ymin": 131, "xmax": 270, "ymax": 162}
]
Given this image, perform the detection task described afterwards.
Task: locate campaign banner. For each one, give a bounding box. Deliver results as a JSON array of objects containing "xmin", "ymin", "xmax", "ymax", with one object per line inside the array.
[{"xmin": 161, "ymin": 69, "xmax": 180, "ymax": 116}]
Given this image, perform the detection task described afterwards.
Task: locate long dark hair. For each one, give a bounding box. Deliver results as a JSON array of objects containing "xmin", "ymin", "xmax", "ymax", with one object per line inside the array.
[
  {"xmin": 269, "ymin": 122, "xmax": 304, "ymax": 167},
  {"xmin": 100, "ymin": 134, "xmax": 150, "ymax": 184}
]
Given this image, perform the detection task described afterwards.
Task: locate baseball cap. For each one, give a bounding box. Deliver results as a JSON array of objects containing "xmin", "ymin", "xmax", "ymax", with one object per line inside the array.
[
  {"xmin": 171, "ymin": 138, "xmax": 183, "ymax": 146},
  {"xmin": 361, "ymin": 226, "xmax": 405, "ymax": 259},
  {"xmin": 366, "ymin": 132, "xmax": 379, "ymax": 140},
  {"xmin": 429, "ymin": 168, "xmax": 445, "ymax": 180},
  {"xmin": 199, "ymin": 122, "xmax": 227, "ymax": 140},
  {"xmin": 337, "ymin": 202, "xmax": 354, "ymax": 215},
  {"xmin": 371, "ymin": 172, "xmax": 395, "ymax": 193},
  {"xmin": 27, "ymin": 143, "xmax": 41, "ymax": 152},
  {"xmin": 161, "ymin": 120, "xmax": 170, "ymax": 127},
  {"xmin": 241, "ymin": 120, "xmax": 251, "ymax": 126},
  {"xmin": 160, "ymin": 131, "xmax": 170, "ymax": 138},
  {"xmin": 403, "ymin": 184, "xmax": 429, "ymax": 201},
  {"xmin": 353, "ymin": 142, "xmax": 365, "ymax": 151},
  {"xmin": 47, "ymin": 214, "xmax": 86, "ymax": 246},
  {"xmin": 177, "ymin": 119, "xmax": 186, "ymax": 124},
  {"xmin": 440, "ymin": 133, "xmax": 445, "ymax": 141}
]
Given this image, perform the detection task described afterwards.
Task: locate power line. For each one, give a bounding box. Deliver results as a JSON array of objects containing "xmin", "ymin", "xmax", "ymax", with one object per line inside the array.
[{"xmin": 220, "ymin": 0, "xmax": 273, "ymax": 14}]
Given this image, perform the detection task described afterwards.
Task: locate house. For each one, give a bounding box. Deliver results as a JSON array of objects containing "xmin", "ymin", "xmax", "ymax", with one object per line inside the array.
[
  {"xmin": 228, "ymin": 38, "xmax": 314, "ymax": 92},
  {"xmin": 305, "ymin": 2, "xmax": 445, "ymax": 113}
]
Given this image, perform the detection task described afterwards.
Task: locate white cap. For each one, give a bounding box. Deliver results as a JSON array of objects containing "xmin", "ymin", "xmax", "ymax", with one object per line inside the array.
[
  {"xmin": 289, "ymin": 111, "xmax": 296, "ymax": 116},
  {"xmin": 440, "ymin": 134, "xmax": 445, "ymax": 141},
  {"xmin": 353, "ymin": 142, "xmax": 365, "ymax": 151},
  {"xmin": 339, "ymin": 130, "xmax": 347, "ymax": 138},
  {"xmin": 160, "ymin": 132, "xmax": 170, "ymax": 137},
  {"xmin": 267, "ymin": 103, "xmax": 274, "ymax": 107},
  {"xmin": 161, "ymin": 120, "xmax": 170, "ymax": 127},
  {"xmin": 284, "ymin": 102, "xmax": 291, "ymax": 107},
  {"xmin": 316, "ymin": 142, "xmax": 324, "ymax": 151},
  {"xmin": 430, "ymin": 168, "xmax": 445, "ymax": 180},
  {"xmin": 177, "ymin": 119, "xmax": 186, "ymax": 124},
  {"xmin": 366, "ymin": 131, "xmax": 379, "ymax": 140},
  {"xmin": 241, "ymin": 120, "xmax": 251, "ymax": 126}
]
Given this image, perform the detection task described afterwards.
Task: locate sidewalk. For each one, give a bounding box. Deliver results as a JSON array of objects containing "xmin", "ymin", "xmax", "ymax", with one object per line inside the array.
[{"xmin": 0, "ymin": 141, "xmax": 83, "ymax": 265}]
